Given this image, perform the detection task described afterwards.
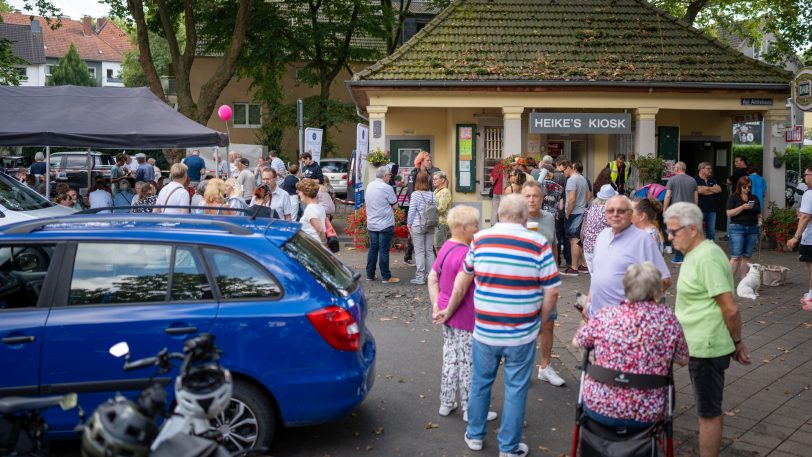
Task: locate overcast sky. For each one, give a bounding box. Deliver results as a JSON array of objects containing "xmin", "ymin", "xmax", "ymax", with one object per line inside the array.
[{"xmin": 8, "ymin": 0, "xmax": 112, "ymax": 20}]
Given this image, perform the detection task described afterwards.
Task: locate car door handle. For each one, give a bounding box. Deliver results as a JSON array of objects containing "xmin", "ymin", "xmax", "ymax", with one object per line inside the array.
[
  {"xmin": 164, "ymin": 326, "xmax": 198, "ymax": 335},
  {"xmin": 2, "ymin": 335, "xmax": 35, "ymax": 344}
]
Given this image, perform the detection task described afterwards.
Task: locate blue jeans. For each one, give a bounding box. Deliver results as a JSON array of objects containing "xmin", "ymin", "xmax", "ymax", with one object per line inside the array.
[
  {"xmin": 728, "ymin": 223, "xmax": 759, "ymax": 258},
  {"xmin": 703, "ymin": 211, "xmax": 716, "ymax": 241},
  {"xmin": 366, "ymin": 226, "xmax": 394, "ymax": 280},
  {"xmin": 467, "ymin": 339, "xmax": 536, "ymax": 453}
]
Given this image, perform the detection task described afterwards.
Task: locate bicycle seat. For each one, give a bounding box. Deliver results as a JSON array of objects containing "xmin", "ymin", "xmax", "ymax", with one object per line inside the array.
[{"xmin": 0, "ymin": 395, "xmax": 67, "ymax": 414}]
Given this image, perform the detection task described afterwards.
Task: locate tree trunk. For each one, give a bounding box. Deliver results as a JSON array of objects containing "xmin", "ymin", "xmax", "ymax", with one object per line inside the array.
[
  {"xmin": 196, "ymin": 0, "xmax": 254, "ymax": 125},
  {"xmin": 683, "ymin": 0, "xmax": 710, "ymax": 26},
  {"xmin": 128, "ymin": 0, "xmax": 164, "ymax": 99}
]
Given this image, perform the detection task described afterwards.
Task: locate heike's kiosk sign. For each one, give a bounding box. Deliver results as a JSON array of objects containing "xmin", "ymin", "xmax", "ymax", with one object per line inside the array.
[{"xmin": 529, "ymin": 113, "xmax": 632, "ymax": 134}]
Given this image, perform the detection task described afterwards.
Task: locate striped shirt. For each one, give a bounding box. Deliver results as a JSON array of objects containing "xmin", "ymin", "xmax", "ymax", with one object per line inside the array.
[{"xmin": 463, "ymin": 222, "xmax": 561, "ymax": 346}]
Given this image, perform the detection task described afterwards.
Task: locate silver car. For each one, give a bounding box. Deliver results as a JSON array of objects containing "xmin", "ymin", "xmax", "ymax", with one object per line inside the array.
[
  {"xmin": 0, "ymin": 173, "xmax": 74, "ymax": 226},
  {"xmin": 321, "ymin": 158, "xmax": 349, "ymax": 197}
]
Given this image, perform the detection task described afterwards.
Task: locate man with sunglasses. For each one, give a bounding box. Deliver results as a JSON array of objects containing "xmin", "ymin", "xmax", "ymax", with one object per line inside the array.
[{"xmin": 585, "ymin": 195, "xmax": 671, "ymax": 318}]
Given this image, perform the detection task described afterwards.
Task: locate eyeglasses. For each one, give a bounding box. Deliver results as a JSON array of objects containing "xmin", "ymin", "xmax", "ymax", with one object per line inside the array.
[
  {"xmin": 666, "ymin": 226, "xmax": 688, "ymax": 237},
  {"xmin": 605, "ymin": 208, "xmax": 631, "ymax": 214},
  {"xmin": 741, "ymin": 185, "xmax": 751, "ymax": 189}
]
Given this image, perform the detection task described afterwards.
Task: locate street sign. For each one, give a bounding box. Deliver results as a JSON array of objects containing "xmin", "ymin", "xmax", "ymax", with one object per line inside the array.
[{"xmin": 786, "ymin": 125, "xmax": 803, "ymax": 143}]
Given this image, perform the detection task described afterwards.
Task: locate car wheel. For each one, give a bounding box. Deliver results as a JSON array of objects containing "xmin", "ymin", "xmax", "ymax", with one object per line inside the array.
[{"xmin": 210, "ymin": 379, "xmax": 276, "ymax": 452}]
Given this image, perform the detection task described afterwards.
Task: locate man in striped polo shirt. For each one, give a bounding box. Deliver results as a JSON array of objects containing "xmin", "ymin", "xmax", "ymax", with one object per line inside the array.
[{"xmin": 450, "ymin": 194, "xmax": 561, "ymax": 457}]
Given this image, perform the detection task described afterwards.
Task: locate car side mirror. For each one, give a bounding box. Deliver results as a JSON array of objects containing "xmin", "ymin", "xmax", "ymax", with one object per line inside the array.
[{"xmin": 109, "ymin": 342, "xmax": 130, "ymax": 358}]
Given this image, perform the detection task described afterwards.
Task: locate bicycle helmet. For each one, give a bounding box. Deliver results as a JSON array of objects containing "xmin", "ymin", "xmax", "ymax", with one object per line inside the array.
[
  {"xmin": 174, "ymin": 363, "xmax": 233, "ymax": 420},
  {"xmin": 81, "ymin": 397, "xmax": 160, "ymax": 457}
]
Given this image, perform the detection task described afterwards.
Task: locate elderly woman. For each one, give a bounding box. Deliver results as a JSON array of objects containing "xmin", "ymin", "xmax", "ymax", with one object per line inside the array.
[
  {"xmin": 318, "ymin": 178, "xmax": 336, "ymax": 219},
  {"xmin": 407, "ymin": 171, "xmax": 438, "ymax": 285},
  {"xmin": 113, "ymin": 179, "xmax": 136, "ymax": 213},
  {"xmin": 225, "ymin": 178, "xmax": 247, "ymax": 212},
  {"xmin": 726, "ymin": 176, "xmax": 761, "ymax": 281},
  {"xmin": 429, "ymin": 205, "xmax": 497, "ymax": 423},
  {"xmin": 573, "ymin": 262, "xmax": 688, "ymax": 429},
  {"xmin": 433, "ymin": 171, "xmax": 452, "ymax": 250},
  {"xmin": 201, "ymin": 178, "xmax": 228, "ymax": 215},
  {"xmin": 580, "ymin": 184, "xmax": 617, "ymax": 272},
  {"xmin": 633, "ymin": 197, "xmax": 665, "ymax": 254},
  {"xmin": 130, "ymin": 182, "xmax": 157, "ymax": 213},
  {"xmin": 297, "ymin": 178, "xmax": 327, "ymax": 244}
]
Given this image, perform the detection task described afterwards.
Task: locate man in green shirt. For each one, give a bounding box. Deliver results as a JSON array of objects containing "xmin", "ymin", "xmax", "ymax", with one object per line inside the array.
[{"xmin": 664, "ymin": 202, "xmax": 751, "ymax": 457}]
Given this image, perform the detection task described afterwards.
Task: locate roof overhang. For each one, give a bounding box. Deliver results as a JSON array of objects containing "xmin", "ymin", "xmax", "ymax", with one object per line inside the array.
[{"xmin": 347, "ymin": 79, "xmax": 790, "ymax": 111}]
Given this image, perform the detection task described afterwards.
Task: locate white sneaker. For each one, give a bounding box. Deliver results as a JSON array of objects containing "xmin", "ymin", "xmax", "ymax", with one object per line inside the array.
[
  {"xmin": 463, "ymin": 410, "xmax": 498, "ymax": 422},
  {"xmin": 499, "ymin": 442, "xmax": 529, "ymax": 457},
  {"xmin": 538, "ymin": 365, "xmax": 565, "ymax": 386},
  {"xmin": 464, "ymin": 433, "xmax": 483, "ymax": 451},
  {"xmin": 438, "ymin": 402, "xmax": 458, "ymax": 416}
]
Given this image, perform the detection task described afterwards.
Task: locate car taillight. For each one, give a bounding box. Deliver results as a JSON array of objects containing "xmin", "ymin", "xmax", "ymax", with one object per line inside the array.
[{"xmin": 307, "ymin": 306, "xmax": 360, "ymax": 352}]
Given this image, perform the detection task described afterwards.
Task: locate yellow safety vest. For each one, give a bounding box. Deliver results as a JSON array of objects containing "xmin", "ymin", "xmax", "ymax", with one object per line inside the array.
[{"xmin": 608, "ymin": 161, "xmax": 630, "ymax": 183}]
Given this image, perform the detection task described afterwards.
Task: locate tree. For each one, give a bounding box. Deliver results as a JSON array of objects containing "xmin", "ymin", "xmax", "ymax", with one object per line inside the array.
[
  {"xmin": 119, "ymin": 28, "xmax": 176, "ymax": 88},
  {"xmin": 48, "ymin": 43, "xmax": 95, "ymax": 86},
  {"xmin": 0, "ymin": 0, "xmax": 13, "ymax": 13},
  {"xmin": 380, "ymin": 0, "xmax": 412, "ymax": 55},
  {"xmin": 106, "ymin": 0, "xmax": 254, "ymax": 125}
]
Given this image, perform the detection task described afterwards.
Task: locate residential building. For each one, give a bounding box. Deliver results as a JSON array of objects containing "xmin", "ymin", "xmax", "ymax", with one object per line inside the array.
[
  {"xmin": 0, "ymin": 20, "xmax": 45, "ymax": 86},
  {"xmin": 1, "ymin": 12, "xmax": 133, "ymax": 87},
  {"xmin": 347, "ymin": 0, "xmax": 793, "ymax": 227}
]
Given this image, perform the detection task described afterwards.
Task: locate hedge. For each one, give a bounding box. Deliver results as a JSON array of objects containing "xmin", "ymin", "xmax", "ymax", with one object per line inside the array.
[{"xmin": 732, "ymin": 145, "xmax": 812, "ymax": 173}]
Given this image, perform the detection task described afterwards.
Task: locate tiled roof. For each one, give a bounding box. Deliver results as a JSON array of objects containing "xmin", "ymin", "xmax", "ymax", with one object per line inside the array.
[
  {"xmin": 355, "ymin": 0, "xmax": 790, "ymax": 85},
  {"xmin": 0, "ymin": 22, "xmax": 45, "ymax": 64},
  {"xmin": 1, "ymin": 12, "xmax": 133, "ymax": 63}
]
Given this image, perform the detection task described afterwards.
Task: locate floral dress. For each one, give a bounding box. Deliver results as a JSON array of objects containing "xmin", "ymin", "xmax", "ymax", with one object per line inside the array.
[
  {"xmin": 581, "ymin": 201, "xmax": 609, "ymax": 253},
  {"xmin": 574, "ymin": 300, "xmax": 689, "ymax": 423},
  {"xmin": 129, "ymin": 195, "xmax": 157, "ymax": 213},
  {"xmin": 434, "ymin": 187, "xmax": 452, "ymax": 248},
  {"xmin": 542, "ymin": 180, "xmax": 563, "ymax": 217}
]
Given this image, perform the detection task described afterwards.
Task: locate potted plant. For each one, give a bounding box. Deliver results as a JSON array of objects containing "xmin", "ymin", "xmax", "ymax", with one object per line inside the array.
[
  {"xmin": 630, "ymin": 155, "xmax": 666, "ymax": 185},
  {"xmin": 366, "ymin": 149, "xmax": 388, "ymax": 167},
  {"xmin": 343, "ymin": 205, "xmax": 409, "ymax": 250},
  {"xmin": 762, "ymin": 203, "xmax": 798, "ymax": 252}
]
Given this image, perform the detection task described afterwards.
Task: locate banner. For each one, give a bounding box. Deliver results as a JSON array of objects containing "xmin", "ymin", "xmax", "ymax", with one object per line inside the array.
[
  {"xmin": 304, "ymin": 128, "xmax": 323, "ymax": 163},
  {"xmin": 356, "ymin": 124, "xmax": 369, "ymax": 185},
  {"xmin": 529, "ymin": 113, "xmax": 632, "ymax": 134}
]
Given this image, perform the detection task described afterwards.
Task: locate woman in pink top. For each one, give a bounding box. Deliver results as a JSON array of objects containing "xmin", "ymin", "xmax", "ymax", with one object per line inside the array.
[{"xmin": 428, "ymin": 206, "xmax": 496, "ymax": 422}]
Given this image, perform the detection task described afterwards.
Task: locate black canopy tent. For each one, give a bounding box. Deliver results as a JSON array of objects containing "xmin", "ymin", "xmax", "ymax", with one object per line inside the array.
[{"xmin": 0, "ymin": 85, "xmax": 229, "ymax": 192}]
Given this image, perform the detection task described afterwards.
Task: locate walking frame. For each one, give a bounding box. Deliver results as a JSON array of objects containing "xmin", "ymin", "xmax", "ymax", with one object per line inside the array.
[{"xmin": 571, "ymin": 348, "xmax": 674, "ymax": 457}]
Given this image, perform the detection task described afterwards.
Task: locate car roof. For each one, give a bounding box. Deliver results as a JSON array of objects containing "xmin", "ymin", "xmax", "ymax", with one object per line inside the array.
[
  {"xmin": 322, "ymin": 158, "xmax": 348, "ymax": 162},
  {"xmin": 0, "ymin": 213, "xmax": 301, "ymax": 246},
  {"xmin": 51, "ymin": 151, "xmax": 109, "ymax": 155}
]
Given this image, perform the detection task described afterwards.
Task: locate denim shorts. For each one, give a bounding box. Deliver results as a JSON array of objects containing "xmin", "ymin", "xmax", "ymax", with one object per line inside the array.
[
  {"xmin": 728, "ymin": 223, "xmax": 759, "ymax": 258},
  {"xmin": 565, "ymin": 213, "xmax": 584, "ymax": 239}
]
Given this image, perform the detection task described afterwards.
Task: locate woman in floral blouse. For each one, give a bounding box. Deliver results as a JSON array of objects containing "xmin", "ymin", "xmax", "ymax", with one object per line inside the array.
[
  {"xmin": 573, "ymin": 262, "xmax": 688, "ymax": 428},
  {"xmin": 432, "ymin": 171, "xmax": 452, "ymax": 250},
  {"xmin": 580, "ymin": 184, "xmax": 617, "ymax": 273}
]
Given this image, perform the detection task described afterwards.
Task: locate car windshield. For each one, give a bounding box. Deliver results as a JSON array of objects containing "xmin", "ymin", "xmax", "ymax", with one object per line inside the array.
[
  {"xmin": 95, "ymin": 155, "xmax": 114, "ymax": 166},
  {"xmin": 322, "ymin": 161, "xmax": 348, "ymax": 173},
  {"xmin": 282, "ymin": 232, "xmax": 357, "ymax": 296},
  {"xmin": 0, "ymin": 173, "xmax": 53, "ymax": 211}
]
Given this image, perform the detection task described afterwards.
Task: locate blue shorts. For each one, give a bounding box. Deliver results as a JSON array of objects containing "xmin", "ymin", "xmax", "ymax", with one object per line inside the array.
[
  {"xmin": 543, "ymin": 310, "xmax": 558, "ymax": 323},
  {"xmin": 728, "ymin": 223, "xmax": 759, "ymax": 258},
  {"xmin": 565, "ymin": 213, "xmax": 584, "ymax": 239}
]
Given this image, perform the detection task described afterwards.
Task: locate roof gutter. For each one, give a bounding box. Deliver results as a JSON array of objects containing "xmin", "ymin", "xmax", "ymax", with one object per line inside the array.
[
  {"xmin": 345, "ymin": 81, "xmax": 368, "ymax": 122},
  {"xmin": 347, "ymin": 79, "xmax": 790, "ymax": 91}
]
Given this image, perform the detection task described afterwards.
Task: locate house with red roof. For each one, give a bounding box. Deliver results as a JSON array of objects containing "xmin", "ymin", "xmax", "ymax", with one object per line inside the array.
[{"xmin": 1, "ymin": 12, "xmax": 133, "ymax": 87}]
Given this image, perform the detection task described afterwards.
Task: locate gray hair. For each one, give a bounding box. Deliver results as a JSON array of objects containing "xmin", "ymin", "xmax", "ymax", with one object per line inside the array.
[
  {"xmin": 624, "ymin": 262, "xmax": 663, "ymax": 302},
  {"xmin": 433, "ymin": 170, "xmax": 448, "ymax": 182},
  {"xmin": 697, "ymin": 161, "xmax": 710, "ymax": 172},
  {"xmin": 447, "ymin": 204, "xmax": 479, "ymax": 230},
  {"xmin": 375, "ymin": 165, "xmax": 391, "ymax": 179},
  {"xmin": 521, "ymin": 179, "xmax": 545, "ymax": 195},
  {"xmin": 34, "ymin": 151, "xmax": 44, "ymax": 161},
  {"xmin": 541, "ymin": 155, "xmax": 553, "ymax": 164},
  {"xmin": 674, "ymin": 161, "xmax": 686, "ymax": 172},
  {"xmin": 498, "ymin": 193, "xmax": 528, "ymax": 223},
  {"xmin": 663, "ymin": 202, "xmax": 703, "ymax": 231},
  {"xmin": 606, "ymin": 194, "xmax": 632, "ymax": 210}
]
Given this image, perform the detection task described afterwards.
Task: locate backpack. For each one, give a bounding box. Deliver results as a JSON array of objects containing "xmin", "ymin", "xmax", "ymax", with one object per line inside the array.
[{"xmin": 419, "ymin": 193, "xmax": 440, "ymax": 229}]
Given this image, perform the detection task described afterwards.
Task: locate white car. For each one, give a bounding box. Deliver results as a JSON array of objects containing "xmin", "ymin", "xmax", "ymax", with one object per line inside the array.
[
  {"xmin": 321, "ymin": 158, "xmax": 349, "ymax": 197},
  {"xmin": 0, "ymin": 173, "xmax": 74, "ymax": 226}
]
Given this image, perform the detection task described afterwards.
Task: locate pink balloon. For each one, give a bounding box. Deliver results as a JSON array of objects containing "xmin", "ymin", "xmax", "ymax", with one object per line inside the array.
[{"xmin": 218, "ymin": 105, "xmax": 232, "ymax": 121}]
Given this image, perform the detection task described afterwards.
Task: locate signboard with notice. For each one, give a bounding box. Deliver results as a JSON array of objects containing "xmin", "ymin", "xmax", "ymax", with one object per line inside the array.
[{"xmin": 456, "ymin": 124, "xmax": 477, "ymax": 193}]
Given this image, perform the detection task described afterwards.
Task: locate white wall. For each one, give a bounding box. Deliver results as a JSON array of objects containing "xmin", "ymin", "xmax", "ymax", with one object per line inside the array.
[
  {"xmin": 101, "ymin": 61, "xmax": 124, "ymax": 87},
  {"xmin": 18, "ymin": 64, "xmax": 46, "ymax": 86}
]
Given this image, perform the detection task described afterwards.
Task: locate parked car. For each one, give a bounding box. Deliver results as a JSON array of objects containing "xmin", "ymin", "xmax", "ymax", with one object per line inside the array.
[
  {"xmin": 0, "ymin": 172, "xmax": 74, "ymax": 226},
  {"xmin": 47, "ymin": 151, "xmax": 115, "ymax": 192},
  {"xmin": 321, "ymin": 158, "xmax": 349, "ymax": 197},
  {"xmin": 0, "ymin": 213, "xmax": 374, "ymax": 450},
  {"xmin": 0, "ymin": 155, "xmax": 32, "ymax": 175}
]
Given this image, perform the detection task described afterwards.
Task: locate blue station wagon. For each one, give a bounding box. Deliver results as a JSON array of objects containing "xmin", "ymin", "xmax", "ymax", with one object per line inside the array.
[{"xmin": 0, "ymin": 214, "xmax": 375, "ymax": 450}]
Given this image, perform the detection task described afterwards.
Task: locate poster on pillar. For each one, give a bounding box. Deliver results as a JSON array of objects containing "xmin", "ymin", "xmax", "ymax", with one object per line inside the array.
[
  {"xmin": 304, "ymin": 128, "xmax": 323, "ymax": 163},
  {"xmin": 356, "ymin": 123, "xmax": 369, "ymax": 187},
  {"xmin": 456, "ymin": 124, "xmax": 477, "ymax": 193}
]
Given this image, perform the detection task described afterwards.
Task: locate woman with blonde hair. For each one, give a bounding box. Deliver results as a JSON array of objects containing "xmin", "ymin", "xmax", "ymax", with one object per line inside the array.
[
  {"xmin": 296, "ymin": 179, "xmax": 327, "ymax": 244},
  {"xmin": 433, "ymin": 171, "xmax": 452, "ymax": 249},
  {"xmin": 201, "ymin": 178, "xmax": 228, "ymax": 215}
]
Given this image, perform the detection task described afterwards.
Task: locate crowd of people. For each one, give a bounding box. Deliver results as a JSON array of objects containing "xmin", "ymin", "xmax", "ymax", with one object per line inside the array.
[{"xmin": 359, "ymin": 150, "xmax": 776, "ymax": 456}]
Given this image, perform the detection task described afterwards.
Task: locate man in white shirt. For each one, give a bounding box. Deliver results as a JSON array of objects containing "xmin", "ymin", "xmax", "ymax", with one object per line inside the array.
[
  {"xmin": 154, "ymin": 163, "xmax": 191, "ymax": 214},
  {"xmin": 269, "ymin": 149, "xmax": 287, "ymax": 188},
  {"xmin": 88, "ymin": 178, "xmax": 113, "ymax": 214},
  {"xmin": 261, "ymin": 168, "xmax": 293, "ymax": 220}
]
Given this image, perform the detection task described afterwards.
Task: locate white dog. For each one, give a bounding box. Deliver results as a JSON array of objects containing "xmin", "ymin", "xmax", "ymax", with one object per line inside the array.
[{"xmin": 737, "ymin": 263, "xmax": 764, "ymax": 299}]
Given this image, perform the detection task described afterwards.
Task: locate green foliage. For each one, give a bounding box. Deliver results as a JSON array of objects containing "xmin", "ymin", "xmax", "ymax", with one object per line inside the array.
[
  {"xmin": 0, "ymin": 0, "xmax": 12, "ymax": 13},
  {"xmin": 733, "ymin": 145, "xmax": 812, "ymax": 173},
  {"xmin": 630, "ymin": 155, "xmax": 666, "ymax": 184},
  {"xmin": 0, "ymin": 37, "xmax": 26, "ymax": 85},
  {"xmin": 732, "ymin": 144, "xmax": 764, "ymax": 170},
  {"xmin": 48, "ymin": 43, "xmax": 95, "ymax": 87},
  {"xmin": 763, "ymin": 205, "xmax": 798, "ymax": 243},
  {"xmin": 120, "ymin": 29, "xmax": 177, "ymax": 88}
]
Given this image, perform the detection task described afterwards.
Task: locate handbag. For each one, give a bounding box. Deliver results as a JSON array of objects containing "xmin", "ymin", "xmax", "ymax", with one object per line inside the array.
[
  {"xmin": 325, "ymin": 218, "xmax": 340, "ymax": 253},
  {"xmin": 579, "ymin": 416, "xmax": 659, "ymax": 457}
]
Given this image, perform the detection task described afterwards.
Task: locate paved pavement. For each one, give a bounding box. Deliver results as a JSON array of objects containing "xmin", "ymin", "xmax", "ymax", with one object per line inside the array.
[{"xmin": 328, "ymin": 214, "xmax": 812, "ymax": 457}]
